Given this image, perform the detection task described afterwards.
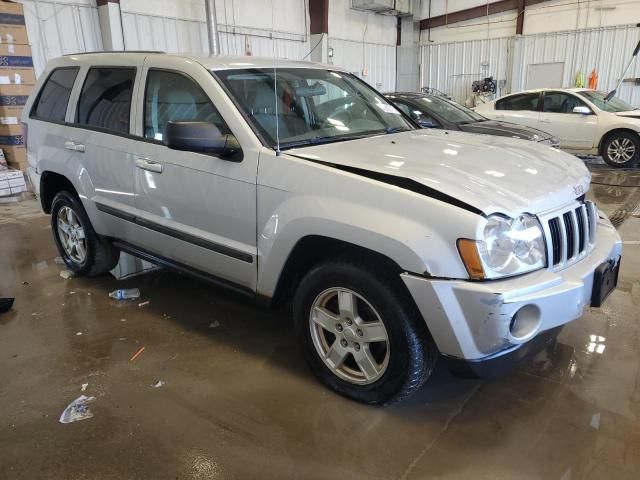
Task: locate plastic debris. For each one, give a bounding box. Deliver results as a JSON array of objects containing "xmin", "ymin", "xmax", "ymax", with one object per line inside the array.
[
  {"xmin": 69, "ymin": 291, "xmax": 76, "ymax": 295},
  {"xmin": 31, "ymin": 312, "xmax": 42, "ymax": 317},
  {"xmin": 151, "ymin": 380, "xmax": 165, "ymax": 388},
  {"xmin": 81, "ymin": 383, "xmax": 88, "ymax": 392},
  {"xmin": 76, "ymin": 332, "xmax": 83, "ymax": 336},
  {"xmin": 130, "ymin": 346, "xmax": 145, "ymax": 361},
  {"xmin": 54, "ymin": 256, "xmax": 65, "ymax": 265},
  {"xmin": 21, "ymin": 281, "xmax": 29, "ymax": 285},
  {"xmin": 208, "ymin": 321, "xmax": 221, "ymax": 329},
  {"xmin": 120, "ymin": 318, "xmax": 127, "ymax": 322},
  {"xmin": 138, "ymin": 300, "xmax": 150, "ymax": 307},
  {"xmin": 109, "ymin": 288, "xmax": 140, "ymax": 300},
  {"xmin": 590, "ymin": 412, "xmax": 601, "ymax": 430},
  {"xmin": 59, "ymin": 395, "xmax": 96, "ymax": 424},
  {"xmin": 59, "ymin": 270, "xmax": 73, "ymax": 279}
]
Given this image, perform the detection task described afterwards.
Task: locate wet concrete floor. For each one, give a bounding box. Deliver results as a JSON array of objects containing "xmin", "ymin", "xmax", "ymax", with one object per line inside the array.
[{"xmin": 1, "ymin": 163, "xmax": 640, "ymax": 479}]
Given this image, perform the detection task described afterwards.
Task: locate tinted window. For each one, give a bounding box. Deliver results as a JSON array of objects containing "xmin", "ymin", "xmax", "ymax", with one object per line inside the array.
[
  {"xmin": 542, "ymin": 92, "xmax": 589, "ymax": 113},
  {"xmin": 31, "ymin": 68, "xmax": 79, "ymax": 122},
  {"xmin": 496, "ymin": 93, "xmax": 540, "ymax": 111},
  {"xmin": 411, "ymin": 96, "xmax": 485, "ymax": 124},
  {"xmin": 76, "ymin": 68, "xmax": 135, "ymax": 133},
  {"xmin": 144, "ymin": 70, "xmax": 227, "ymax": 141},
  {"xmin": 392, "ymin": 99, "xmax": 439, "ymax": 126}
]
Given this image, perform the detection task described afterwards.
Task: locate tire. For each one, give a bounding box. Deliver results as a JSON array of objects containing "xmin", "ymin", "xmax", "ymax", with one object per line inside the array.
[
  {"xmin": 293, "ymin": 259, "xmax": 437, "ymax": 405},
  {"xmin": 602, "ymin": 131, "xmax": 639, "ymax": 168},
  {"xmin": 51, "ymin": 191, "xmax": 120, "ymax": 277}
]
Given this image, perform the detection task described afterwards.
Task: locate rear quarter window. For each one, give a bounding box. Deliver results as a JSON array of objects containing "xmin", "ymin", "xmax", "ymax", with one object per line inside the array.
[
  {"xmin": 76, "ymin": 67, "xmax": 136, "ymax": 134},
  {"xmin": 30, "ymin": 67, "xmax": 79, "ymax": 122}
]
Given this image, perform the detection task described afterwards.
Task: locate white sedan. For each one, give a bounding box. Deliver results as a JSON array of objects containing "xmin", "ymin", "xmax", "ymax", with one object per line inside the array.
[{"xmin": 475, "ymin": 88, "xmax": 640, "ymax": 167}]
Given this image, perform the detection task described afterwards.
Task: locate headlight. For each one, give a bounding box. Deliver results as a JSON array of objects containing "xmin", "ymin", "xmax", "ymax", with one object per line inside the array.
[{"xmin": 458, "ymin": 214, "xmax": 546, "ymax": 279}]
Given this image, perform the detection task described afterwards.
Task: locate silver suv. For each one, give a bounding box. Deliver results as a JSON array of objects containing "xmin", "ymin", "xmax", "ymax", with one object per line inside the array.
[{"xmin": 24, "ymin": 53, "xmax": 622, "ymax": 404}]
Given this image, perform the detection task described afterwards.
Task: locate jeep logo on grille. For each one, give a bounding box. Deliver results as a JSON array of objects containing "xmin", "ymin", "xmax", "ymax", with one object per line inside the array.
[{"xmin": 573, "ymin": 184, "xmax": 584, "ymax": 196}]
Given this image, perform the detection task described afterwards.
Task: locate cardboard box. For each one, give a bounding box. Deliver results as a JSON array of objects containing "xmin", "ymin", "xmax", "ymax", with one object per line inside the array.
[
  {"xmin": 0, "ymin": 167, "xmax": 25, "ymax": 196},
  {"xmin": 0, "ymin": 1, "xmax": 28, "ymax": 46},
  {"xmin": 0, "ymin": 82, "xmax": 31, "ymax": 123},
  {"xmin": 0, "ymin": 67, "xmax": 34, "ymax": 85},
  {"xmin": 3, "ymin": 145, "xmax": 27, "ymax": 169}
]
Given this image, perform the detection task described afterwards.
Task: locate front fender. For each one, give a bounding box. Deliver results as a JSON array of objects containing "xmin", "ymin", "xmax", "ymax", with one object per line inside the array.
[{"xmin": 256, "ymin": 190, "xmax": 475, "ymax": 297}]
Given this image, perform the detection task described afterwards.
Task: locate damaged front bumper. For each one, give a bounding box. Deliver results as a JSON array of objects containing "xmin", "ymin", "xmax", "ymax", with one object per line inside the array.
[{"xmin": 401, "ymin": 214, "xmax": 622, "ymax": 370}]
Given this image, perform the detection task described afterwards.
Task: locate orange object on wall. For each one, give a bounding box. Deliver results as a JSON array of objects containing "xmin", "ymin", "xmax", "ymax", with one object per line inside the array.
[{"xmin": 588, "ymin": 69, "xmax": 598, "ymax": 90}]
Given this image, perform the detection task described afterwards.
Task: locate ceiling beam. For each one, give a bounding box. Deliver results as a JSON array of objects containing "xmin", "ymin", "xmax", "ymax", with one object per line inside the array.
[{"xmin": 420, "ymin": 0, "xmax": 549, "ymax": 31}]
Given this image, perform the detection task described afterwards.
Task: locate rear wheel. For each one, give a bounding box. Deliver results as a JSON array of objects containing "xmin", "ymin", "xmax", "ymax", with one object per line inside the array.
[
  {"xmin": 51, "ymin": 191, "xmax": 120, "ymax": 277},
  {"xmin": 293, "ymin": 260, "xmax": 437, "ymax": 405},
  {"xmin": 602, "ymin": 131, "xmax": 638, "ymax": 168}
]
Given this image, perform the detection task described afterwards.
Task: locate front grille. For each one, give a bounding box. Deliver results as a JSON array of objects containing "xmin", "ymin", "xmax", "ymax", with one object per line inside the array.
[{"xmin": 545, "ymin": 201, "xmax": 597, "ymax": 268}]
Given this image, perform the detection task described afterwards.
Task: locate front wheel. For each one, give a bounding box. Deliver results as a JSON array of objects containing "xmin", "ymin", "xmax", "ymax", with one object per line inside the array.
[
  {"xmin": 602, "ymin": 132, "xmax": 639, "ymax": 168},
  {"xmin": 51, "ymin": 191, "xmax": 120, "ymax": 277},
  {"xmin": 293, "ymin": 260, "xmax": 437, "ymax": 405}
]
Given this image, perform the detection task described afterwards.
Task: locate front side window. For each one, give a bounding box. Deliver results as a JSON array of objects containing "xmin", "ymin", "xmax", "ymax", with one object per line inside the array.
[
  {"xmin": 144, "ymin": 70, "xmax": 228, "ymax": 141},
  {"xmin": 577, "ymin": 90, "xmax": 635, "ymax": 113},
  {"xmin": 214, "ymin": 68, "xmax": 414, "ymax": 149},
  {"xmin": 31, "ymin": 67, "xmax": 79, "ymax": 122},
  {"xmin": 496, "ymin": 93, "xmax": 540, "ymax": 111},
  {"xmin": 76, "ymin": 68, "xmax": 135, "ymax": 134},
  {"xmin": 542, "ymin": 92, "xmax": 589, "ymax": 113}
]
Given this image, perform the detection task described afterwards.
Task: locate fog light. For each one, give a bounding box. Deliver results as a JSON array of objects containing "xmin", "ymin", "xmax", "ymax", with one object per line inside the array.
[{"xmin": 509, "ymin": 305, "xmax": 541, "ymax": 341}]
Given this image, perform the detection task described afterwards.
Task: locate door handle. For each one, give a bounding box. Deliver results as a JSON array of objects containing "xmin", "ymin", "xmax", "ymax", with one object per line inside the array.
[
  {"xmin": 540, "ymin": 118, "xmax": 552, "ymax": 123},
  {"xmin": 495, "ymin": 114, "xmax": 505, "ymax": 119},
  {"xmin": 135, "ymin": 157, "xmax": 163, "ymax": 173},
  {"xmin": 64, "ymin": 141, "xmax": 85, "ymax": 152}
]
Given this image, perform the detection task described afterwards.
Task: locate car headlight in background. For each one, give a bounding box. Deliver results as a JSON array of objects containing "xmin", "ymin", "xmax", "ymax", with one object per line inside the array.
[{"xmin": 458, "ymin": 214, "xmax": 546, "ymax": 280}]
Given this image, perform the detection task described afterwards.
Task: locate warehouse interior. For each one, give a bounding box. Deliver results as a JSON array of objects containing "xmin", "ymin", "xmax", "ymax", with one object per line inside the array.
[{"xmin": 1, "ymin": 0, "xmax": 640, "ymax": 478}]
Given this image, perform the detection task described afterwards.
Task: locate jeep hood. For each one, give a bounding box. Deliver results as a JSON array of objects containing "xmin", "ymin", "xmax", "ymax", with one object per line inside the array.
[{"xmin": 286, "ymin": 129, "xmax": 590, "ymax": 215}]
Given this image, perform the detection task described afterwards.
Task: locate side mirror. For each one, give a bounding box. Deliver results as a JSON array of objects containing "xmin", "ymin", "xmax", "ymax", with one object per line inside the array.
[
  {"xmin": 572, "ymin": 106, "xmax": 591, "ymax": 115},
  {"xmin": 164, "ymin": 121, "xmax": 242, "ymax": 160},
  {"xmin": 417, "ymin": 119, "xmax": 437, "ymax": 128}
]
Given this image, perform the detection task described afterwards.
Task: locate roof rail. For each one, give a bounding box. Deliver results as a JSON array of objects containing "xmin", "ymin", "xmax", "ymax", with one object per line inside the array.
[{"xmin": 64, "ymin": 51, "xmax": 166, "ymax": 56}]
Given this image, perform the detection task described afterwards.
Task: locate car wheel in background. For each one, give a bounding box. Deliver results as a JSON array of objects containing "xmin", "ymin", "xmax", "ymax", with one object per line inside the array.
[{"xmin": 602, "ymin": 131, "xmax": 639, "ymax": 168}]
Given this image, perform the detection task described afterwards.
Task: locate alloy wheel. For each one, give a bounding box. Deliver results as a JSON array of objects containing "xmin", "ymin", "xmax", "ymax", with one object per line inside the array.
[
  {"xmin": 57, "ymin": 206, "xmax": 87, "ymax": 264},
  {"xmin": 309, "ymin": 287, "xmax": 390, "ymax": 385},
  {"xmin": 607, "ymin": 137, "xmax": 636, "ymax": 164}
]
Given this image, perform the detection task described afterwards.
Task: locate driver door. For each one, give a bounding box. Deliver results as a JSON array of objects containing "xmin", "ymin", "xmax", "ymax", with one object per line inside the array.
[{"xmin": 130, "ymin": 57, "xmax": 259, "ymax": 290}]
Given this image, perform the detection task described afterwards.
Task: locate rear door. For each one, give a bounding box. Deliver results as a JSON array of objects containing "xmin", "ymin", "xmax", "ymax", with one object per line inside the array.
[
  {"xmin": 539, "ymin": 91, "xmax": 598, "ymax": 150},
  {"xmin": 129, "ymin": 57, "xmax": 259, "ymax": 290},
  {"xmin": 492, "ymin": 92, "xmax": 541, "ymax": 128},
  {"xmin": 66, "ymin": 60, "xmax": 143, "ymax": 242},
  {"xmin": 27, "ymin": 66, "xmax": 80, "ymax": 184}
]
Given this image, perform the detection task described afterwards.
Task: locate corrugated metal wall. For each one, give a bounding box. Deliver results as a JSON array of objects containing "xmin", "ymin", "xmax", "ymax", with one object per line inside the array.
[
  {"xmin": 121, "ymin": 12, "xmax": 309, "ymax": 60},
  {"xmin": 20, "ymin": 0, "xmax": 102, "ymax": 75},
  {"xmin": 329, "ymin": 38, "xmax": 396, "ymax": 92},
  {"xmin": 421, "ymin": 23, "xmax": 640, "ymax": 106},
  {"xmin": 421, "ymin": 36, "xmax": 511, "ymax": 104},
  {"xmin": 512, "ymin": 24, "xmax": 640, "ymax": 105}
]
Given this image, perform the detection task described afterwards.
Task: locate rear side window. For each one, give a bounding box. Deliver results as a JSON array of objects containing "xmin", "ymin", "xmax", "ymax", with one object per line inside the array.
[
  {"xmin": 496, "ymin": 93, "xmax": 540, "ymax": 111},
  {"xmin": 31, "ymin": 67, "xmax": 79, "ymax": 122},
  {"xmin": 143, "ymin": 70, "xmax": 227, "ymax": 141},
  {"xmin": 76, "ymin": 68, "xmax": 136, "ymax": 134}
]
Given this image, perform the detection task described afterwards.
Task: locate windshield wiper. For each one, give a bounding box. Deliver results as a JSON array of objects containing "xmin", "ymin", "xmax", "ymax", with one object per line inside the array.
[{"xmin": 278, "ymin": 133, "xmax": 372, "ymax": 150}]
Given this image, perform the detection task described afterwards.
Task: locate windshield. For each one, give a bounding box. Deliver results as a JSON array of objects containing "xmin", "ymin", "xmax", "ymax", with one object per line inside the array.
[
  {"xmin": 214, "ymin": 68, "xmax": 414, "ymax": 149},
  {"xmin": 577, "ymin": 90, "xmax": 636, "ymax": 113},
  {"xmin": 412, "ymin": 95, "xmax": 487, "ymax": 124}
]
